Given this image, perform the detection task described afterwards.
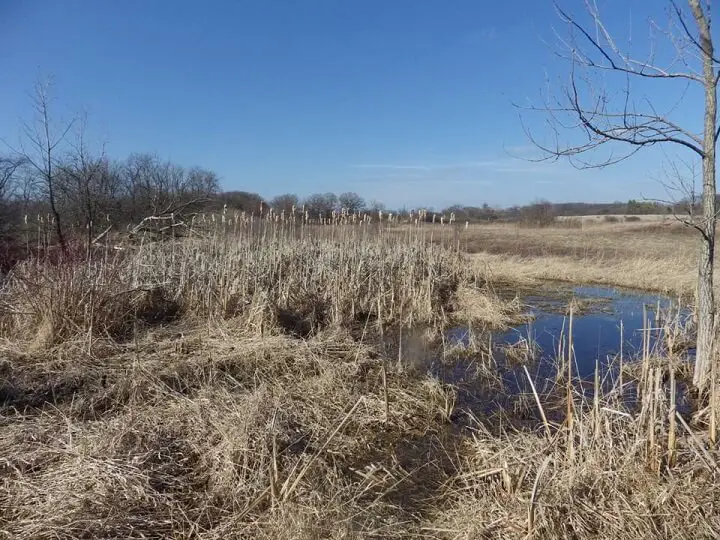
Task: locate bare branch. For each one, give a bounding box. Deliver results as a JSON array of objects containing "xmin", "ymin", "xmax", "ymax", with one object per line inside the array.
[
  {"xmin": 670, "ymin": 0, "xmax": 720, "ymax": 65},
  {"xmin": 553, "ymin": 1, "xmax": 704, "ymax": 82},
  {"xmin": 522, "ymin": 1, "xmax": 716, "ymax": 170}
]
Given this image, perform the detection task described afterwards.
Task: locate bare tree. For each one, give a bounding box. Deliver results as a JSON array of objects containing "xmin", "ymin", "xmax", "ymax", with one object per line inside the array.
[
  {"xmin": 0, "ymin": 155, "xmax": 25, "ymax": 236},
  {"xmin": 0, "ymin": 156, "xmax": 23, "ymax": 198},
  {"xmin": 271, "ymin": 193, "xmax": 299, "ymax": 215},
  {"xmin": 525, "ymin": 1, "xmax": 718, "ymax": 390},
  {"xmin": 185, "ymin": 167, "xmax": 219, "ymax": 199},
  {"xmin": 118, "ymin": 153, "xmax": 219, "ymax": 222},
  {"xmin": 304, "ymin": 193, "xmax": 338, "ymax": 217},
  {"xmin": 367, "ymin": 200, "xmax": 387, "ymax": 214},
  {"xmin": 54, "ymin": 115, "xmax": 119, "ymax": 253},
  {"xmin": 8, "ymin": 77, "xmax": 75, "ymax": 253},
  {"xmin": 338, "ymin": 191, "xmax": 366, "ymax": 214},
  {"xmin": 520, "ymin": 199, "xmax": 556, "ymax": 226}
]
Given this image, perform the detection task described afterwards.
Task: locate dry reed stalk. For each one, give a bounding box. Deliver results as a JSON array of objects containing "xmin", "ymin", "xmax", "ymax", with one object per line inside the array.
[
  {"xmin": 381, "ymin": 363, "xmax": 390, "ymax": 423},
  {"xmin": 527, "ymin": 456, "xmax": 552, "ymax": 537},
  {"xmin": 619, "ymin": 319, "xmax": 624, "ymax": 395},
  {"xmin": 523, "ymin": 365, "xmax": 551, "ymax": 439},
  {"xmin": 566, "ymin": 305, "xmax": 574, "ymax": 462},
  {"xmin": 668, "ymin": 357, "xmax": 677, "ymax": 467},
  {"xmin": 594, "ymin": 357, "xmax": 600, "ymax": 440}
]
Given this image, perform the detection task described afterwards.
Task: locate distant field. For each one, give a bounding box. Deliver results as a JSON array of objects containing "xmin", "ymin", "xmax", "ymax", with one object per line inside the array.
[
  {"xmin": 457, "ymin": 219, "xmax": 698, "ymax": 297},
  {"xmin": 555, "ymin": 213, "xmax": 674, "ymax": 223}
]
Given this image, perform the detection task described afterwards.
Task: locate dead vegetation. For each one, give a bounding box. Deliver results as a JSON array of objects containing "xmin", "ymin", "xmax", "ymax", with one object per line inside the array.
[
  {"xmin": 1, "ymin": 218, "xmax": 719, "ymax": 539},
  {"xmin": 0, "ymin": 333, "xmax": 459, "ymax": 539},
  {"xmin": 461, "ymin": 221, "xmax": 698, "ymax": 297}
]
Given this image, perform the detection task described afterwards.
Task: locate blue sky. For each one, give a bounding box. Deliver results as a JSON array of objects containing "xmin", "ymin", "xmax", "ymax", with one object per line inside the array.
[{"xmin": 0, "ymin": 1, "xmax": 705, "ymax": 208}]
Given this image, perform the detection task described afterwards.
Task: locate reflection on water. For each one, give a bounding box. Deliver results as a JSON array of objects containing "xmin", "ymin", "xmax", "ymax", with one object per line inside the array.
[
  {"xmin": 419, "ymin": 283, "xmax": 695, "ymax": 421},
  {"xmin": 494, "ymin": 285, "xmax": 688, "ymax": 379},
  {"xmin": 443, "ymin": 284, "xmax": 692, "ymax": 387}
]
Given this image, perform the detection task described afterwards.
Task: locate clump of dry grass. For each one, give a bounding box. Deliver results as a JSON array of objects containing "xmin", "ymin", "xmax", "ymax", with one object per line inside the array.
[
  {"xmin": 0, "ymin": 333, "xmax": 458, "ymax": 539},
  {"xmin": 433, "ymin": 349, "xmax": 720, "ymax": 540},
  {"xmin": 0, "ymin": 253, "xmax": 153, "ymax": 348},
  {"xmin": 436, "ymin": 411, "xmax": 720, "ymax": 538},
  {"xmin": 453, "ymin": 284, "xmax": 522, "ymax": 329},
  {"xmin": 0, "ymin": 222, "xmax": 471, "ymax": 348}
]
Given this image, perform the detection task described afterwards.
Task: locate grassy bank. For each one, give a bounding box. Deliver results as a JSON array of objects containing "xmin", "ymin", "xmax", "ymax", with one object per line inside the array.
[
  {"xmin": 462, "ymin": 221, "xmax": 698, "ymax": 298},
  {"xmin": 1, "ymin": 219, "xmax": 718, "ymax": 539}
]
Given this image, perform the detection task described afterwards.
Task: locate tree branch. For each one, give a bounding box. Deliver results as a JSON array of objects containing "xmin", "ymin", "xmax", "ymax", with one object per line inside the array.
[{"xmin": 554, "ymin": 1, "xmax": 704, "ymax": 82}]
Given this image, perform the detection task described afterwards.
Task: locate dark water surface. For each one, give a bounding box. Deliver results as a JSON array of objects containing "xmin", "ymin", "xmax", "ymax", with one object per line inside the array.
[
  {"xmin": 498, "ymin": 285, "xmax": 685, "ymax": 378},
  {"xmin": 448, "ymin": 284, "xmax": 691, "ymax": 379},
  {"xmin": 436, "ymin": 283, "xmax": 694, "ymax": 419}
]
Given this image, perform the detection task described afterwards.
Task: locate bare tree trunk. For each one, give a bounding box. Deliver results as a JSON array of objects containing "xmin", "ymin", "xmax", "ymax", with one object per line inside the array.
[
  {"xmin": 691, "ymin": 0, "xmax": 717, "ymax": 390},
  {"xmin": 46, "ymin": 167, "xmax": 67, "ymax": 254},
  {"xmin": 696, "ymin": 192, "xmax": 716, "ymax": 389},
  {"xmin": 44, "ymin": 115, "xmax": 67, "ymax": 254}
]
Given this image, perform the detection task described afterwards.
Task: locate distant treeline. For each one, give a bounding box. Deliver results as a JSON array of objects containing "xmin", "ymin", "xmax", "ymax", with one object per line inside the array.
[
  {"xmin": 0, "ymin": 79, "xmax": 706, "ymax": 271},
  {"xmin": 0, "ymin": 81, "xmax": 699, "ymax": 249},
  {"xmin": 0, "ymin": 150, "xmax": 700, "ymax": 248}
]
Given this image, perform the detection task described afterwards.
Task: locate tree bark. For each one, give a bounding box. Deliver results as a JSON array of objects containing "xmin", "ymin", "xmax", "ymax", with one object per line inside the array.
[
  {"xmin": 47, "ymin": 169, "xmax": 67, "ymax": 254},
  {"xmin": 40, "ymin": 88, "xmax": 67, "ymax": 255},
  {"xmin": 690, "ymin": 0, "xmax": 717, "ymax": 390}
]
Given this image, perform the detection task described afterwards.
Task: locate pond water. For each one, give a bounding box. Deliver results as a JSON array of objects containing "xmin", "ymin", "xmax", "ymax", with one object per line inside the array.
[
  {"xmin": 502, "ymin": 285, "xmax": 688, "ymax": 378},
  {"xmin": 447, "ymin": 284, "xmax": 692, "ymax": 379},
  {"xmin": 433, "ymin": 283, "xmax": 694, "ymax": 420}
]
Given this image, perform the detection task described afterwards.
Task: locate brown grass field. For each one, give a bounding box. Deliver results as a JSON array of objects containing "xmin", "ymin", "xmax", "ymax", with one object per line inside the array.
[
  {"xmin": 1, "ymin": 216, "xmax": 719, "ymax": 539},
  {"xmin": 460, "ymin": 220, "xmax": 698, "ymax": 298}
]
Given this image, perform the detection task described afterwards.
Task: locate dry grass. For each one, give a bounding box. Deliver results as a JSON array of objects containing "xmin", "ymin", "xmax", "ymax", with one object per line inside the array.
[
  {"xmin": 0, "ymin": 333, "xmax": 456, "ymax": 539},
  {"xmin": 1, "ymin": 217, "xmax": 719, "ymax": 539},
  {"xmin": 460, "ymin": 221, "xmax": 698, "ymax": 297},
  {"xmin": 0, "ymin": 221, "xmax": 479, "ymax": 539},
  {"xmin": 434, "ymin": 395, "xmax": 720, "ymax": 539}
]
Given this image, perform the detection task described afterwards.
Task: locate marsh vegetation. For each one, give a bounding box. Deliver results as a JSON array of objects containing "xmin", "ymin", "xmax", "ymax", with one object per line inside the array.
[{"xmin": 1, "ymin": 215, "xmax": 718, "ymax": 539}]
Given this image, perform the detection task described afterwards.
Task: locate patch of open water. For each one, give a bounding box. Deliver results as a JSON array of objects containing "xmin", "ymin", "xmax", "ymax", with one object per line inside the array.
[
  {"xmin": 435, "ymin": 283, "xmax": 695, "ymax": 419},
  {"xmin": 448, "ymin": 284, "xmax": 692, "ymax": 378}
]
